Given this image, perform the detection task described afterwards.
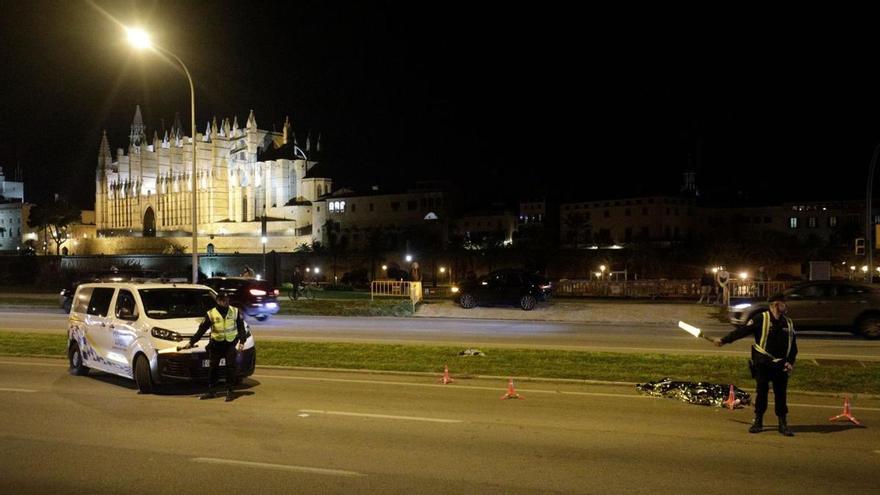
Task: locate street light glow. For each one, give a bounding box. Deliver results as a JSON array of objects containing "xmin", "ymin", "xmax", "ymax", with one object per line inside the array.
[
  {"xmin": 405, "ymin": 255, "xmax": 413, "ymax": 262},
  {"xmin": 381, "ymin": 265, "xmax": 388, "ymax": 271},
  {"xmin": 126, "ymin": 27, "xmax": 152, "ymax": 49},
  {"xmin": 439, "ymin": 267, "xmax": 446, "ymax": 273}
]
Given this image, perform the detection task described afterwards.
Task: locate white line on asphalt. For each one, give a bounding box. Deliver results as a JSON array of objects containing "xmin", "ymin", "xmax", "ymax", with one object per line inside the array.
[
  {"xmin": 192, "ymin": 457, "xmax": 364, "ymax": 477},
  {"xmin": 258, "ymin": 374, "xmax": 880, "ymax": 411},
  {"xmin": 788, "ymin": 402, "xmax": 880, "ymax": 412},
  {"xmin": 299, "ymin": 409, "xmax": 463, "ymax": 423},
  {"xmin": 254, "ymin": 374, "xmax": 657, "ymax": 399},
  {"xmin": 0, "ymin": 360, "xmax": 66, "ymax": 368},
  {"xmin": 0, "ymin": 387, "xmax": 38, "ymax": 393}
]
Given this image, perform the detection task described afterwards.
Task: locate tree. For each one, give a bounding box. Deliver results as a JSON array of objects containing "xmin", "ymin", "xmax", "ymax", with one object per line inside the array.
[{"xmin": 27, "ymin": 199, "xmax": 81, "ymax": 255}]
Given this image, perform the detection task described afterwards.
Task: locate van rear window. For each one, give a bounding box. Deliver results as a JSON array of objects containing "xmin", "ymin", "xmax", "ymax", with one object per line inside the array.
[{"xmin": 73, "ymin": 288, "xmax": 93, "ymax": 314}]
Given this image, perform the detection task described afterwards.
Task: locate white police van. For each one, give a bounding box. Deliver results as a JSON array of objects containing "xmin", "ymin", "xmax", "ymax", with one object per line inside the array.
[{"xmin": 67, "ymin": 281, "xmax": 256, "ymax": 393}]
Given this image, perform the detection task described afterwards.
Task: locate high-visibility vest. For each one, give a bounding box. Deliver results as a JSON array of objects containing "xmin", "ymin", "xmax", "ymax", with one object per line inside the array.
[
  {"xmin": 207, "ymin": 306, "xmax": 239, "ymax": 342},
  {"xmin": 753, "ymin": 310, "xmax": 794, "ymax": 363}
]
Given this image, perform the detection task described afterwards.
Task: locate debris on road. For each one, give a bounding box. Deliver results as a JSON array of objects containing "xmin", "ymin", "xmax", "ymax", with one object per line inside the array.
[
  {"xmin": 459, "ymin": 348, "xmax": 485, "ymax": 356},
  {"xmin": 636, "ymin": 377, "xmax": 751, "ymax": 408}
]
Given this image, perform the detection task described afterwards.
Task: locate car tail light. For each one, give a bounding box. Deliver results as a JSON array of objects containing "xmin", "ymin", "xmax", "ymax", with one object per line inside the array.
[
  {"xmin": 249, "ymin": 289, "xmax": 267, "ymax": 296},
  {"xmin": 539, "ymin": 284, "xmax": 552, "ymax": 290}
]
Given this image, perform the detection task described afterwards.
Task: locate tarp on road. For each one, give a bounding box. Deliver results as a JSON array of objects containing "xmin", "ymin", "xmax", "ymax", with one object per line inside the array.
[{"xmin": 636, "ymin": 377, "xmax": 751, "ymax": 408}]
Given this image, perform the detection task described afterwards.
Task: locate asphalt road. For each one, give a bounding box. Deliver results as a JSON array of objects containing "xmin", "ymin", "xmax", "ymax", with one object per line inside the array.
[
  {"xmin": 2, "ymin": 308, "xmax": 880, "ymax": 362},
  {"xmin": 1, "ymin": 357, "xmax": 877, "ymax": 494}
]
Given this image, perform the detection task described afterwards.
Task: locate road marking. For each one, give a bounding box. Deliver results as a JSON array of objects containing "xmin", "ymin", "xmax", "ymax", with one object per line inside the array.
[
  {"xmin": 787, "ymin": 402, "xmax": 880, "ymax": 412},
  {"xmin": 0, "ymin": 360, "xmax": 66, "ymax": 368},
  {"xmin": 260, "ymin": 374, "xmax": 880, "ymax": 411},
  {"xmin": 191, "ymin": 457, "xmax": 364, "ymax": 477},
  {"xmin": 300, "ymin": 409, "xmax": 463, "ymax": 423},
  {"xmin": 0, "ymin": 387, "xmax": 38, "ymax": 393},
  {"xmin": 255, "ymin": 374, "xmax": 656, "ymax": 399}
]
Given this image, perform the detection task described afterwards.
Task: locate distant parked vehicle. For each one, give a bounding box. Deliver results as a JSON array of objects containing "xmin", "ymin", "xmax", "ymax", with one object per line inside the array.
[
  {"xmin": 203, "ymin": 277, "xmax": 280, "ymax": 321},
  {"xmin": 728, "ymin": 281, "xmax": 880, "ymax": 339},
  {"xmin": 452, "ymin": 269, "xmax": 552, "ymax": 311}
]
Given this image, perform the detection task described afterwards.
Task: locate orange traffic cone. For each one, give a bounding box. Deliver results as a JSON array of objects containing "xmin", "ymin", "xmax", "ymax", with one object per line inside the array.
[
  {"xmin": 829, "ymin": 396, "xmax": 861, "ymax": 426},
  {"xmin": 501, "ymin": 378, "xmax": 523, "ymax": 400},
  {"xmin": 721, "ymin": 384, "xmax": 737, "ymax": 410},
  {"xmin": 438, "ymin": 364, "xmax": 454, "ymax": 384}
]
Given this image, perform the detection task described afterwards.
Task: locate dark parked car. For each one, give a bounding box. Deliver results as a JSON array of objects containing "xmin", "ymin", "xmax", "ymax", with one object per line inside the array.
[
  {"xmin": 453, "ymin": 269, "xmax": 552, "ymax": 311},
  {"xmin": 204, "ymin": 277, "xmax": 280, "ymax": 321},
  {"xmin": 728, "ymin": 281, "xmax": 880, "ymax": 339},
  {"xmin": 59, "ymin": 269, "xmax": 160, "ymax": 312}
]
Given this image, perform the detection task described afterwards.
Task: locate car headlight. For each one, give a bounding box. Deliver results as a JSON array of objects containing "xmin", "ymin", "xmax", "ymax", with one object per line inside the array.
[
  {"xmin": 732, "ymin": 303, "xmax": 752, "ymax": 310},
  {"xmin": 451, "ymin": 286, "xmax": 460, "ymax": 293},
  {"xmin": 151, "ymin": 327, "xmax": 183, "ymax": 341}
]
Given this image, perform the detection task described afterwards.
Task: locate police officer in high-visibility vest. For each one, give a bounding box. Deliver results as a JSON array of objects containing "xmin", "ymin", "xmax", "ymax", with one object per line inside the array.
[
  {"xmin": 714, "ymin": 293, "xmax": 798, "ymax": 436},
  {"xmin": 181, "ymin": 293, "xmax": 247, "ymax": 401}
]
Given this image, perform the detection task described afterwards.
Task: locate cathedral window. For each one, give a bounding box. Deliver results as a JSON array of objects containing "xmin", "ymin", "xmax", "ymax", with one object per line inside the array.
[{"xmin": 329, "ymin": 201, "xmax": 346, "ymax": 213}]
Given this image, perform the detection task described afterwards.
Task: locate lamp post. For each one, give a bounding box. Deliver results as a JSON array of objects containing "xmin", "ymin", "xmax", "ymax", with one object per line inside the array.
[{"xmin": 126, "ymin": 27, "xmax": 199, "ymax": 283}]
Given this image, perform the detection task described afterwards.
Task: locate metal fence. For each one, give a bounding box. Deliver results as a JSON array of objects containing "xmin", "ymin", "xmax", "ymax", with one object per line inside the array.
[
  {"xmin": 554, "ymin": 279, "xmax": 794, "ymax": 303},
  {"xmin": 370, "ymin": 281, "xmax": 423, "ymax": 310}
]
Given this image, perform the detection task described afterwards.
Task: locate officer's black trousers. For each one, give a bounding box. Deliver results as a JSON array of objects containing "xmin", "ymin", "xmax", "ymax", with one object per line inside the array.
[
  {"xmin": 207, "ymin": 340, "xmax": 238, "ymax": 391},
  {"xmin": 753, "ymin": 364, "xmax": 788, "ymax": 418}
]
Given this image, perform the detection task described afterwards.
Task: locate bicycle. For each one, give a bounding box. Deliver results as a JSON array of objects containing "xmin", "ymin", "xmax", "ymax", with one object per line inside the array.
[{"xmin": 288, "ymin": 283, "xmax": 316, "ymax": 300}]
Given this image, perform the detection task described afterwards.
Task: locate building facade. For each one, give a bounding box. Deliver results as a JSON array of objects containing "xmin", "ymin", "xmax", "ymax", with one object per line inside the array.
[
  {"xmin": 95, "ymin": 107, "xmax": 330, "ymax": 253},
  {"xmin": 0, "ymin": 167, "xmax": 25, "ymax": 252}
]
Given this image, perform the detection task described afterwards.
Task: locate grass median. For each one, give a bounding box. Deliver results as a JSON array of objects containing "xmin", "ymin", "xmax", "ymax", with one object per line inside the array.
[
  {"xmin": 277, "ymin": 298, "xmax": 414, "ymax": 317},
  {"xmin": 3, "ymin": 331, "xmax": 879, "ymax": 395}
]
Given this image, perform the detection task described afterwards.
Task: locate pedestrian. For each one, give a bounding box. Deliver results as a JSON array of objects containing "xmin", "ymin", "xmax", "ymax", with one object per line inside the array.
[
  {"xmin": 410, "ymin": 261, "xmax": 422, "ymax": 282},
  {"xmin": 291, "ymin": 266, "xmax": 303, "ymax": 299},
  {"xmin": 241, "ymin": 266, "xmax": 256, "ymax": 278},
  {"xmin": 713, "ymin": 293, "xmax": 797, "ymax": 436},
  {"xmin": 697, "ymin": 268, "xmax": 714, "ymax": 304},
  {"xmin": 715, "ymin": 268, "xmax": 730, "ymax": 306},
  {"xmin": 179, "ymin": 293, "xmax": 248, "ymax": 401}
]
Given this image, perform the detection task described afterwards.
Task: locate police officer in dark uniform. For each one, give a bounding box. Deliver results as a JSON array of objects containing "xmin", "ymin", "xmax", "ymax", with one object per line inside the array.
[
  {"xmin": 180, "ymin": 293, "xmax": 248, "ymax": 401},
  {"xmin": 714, "ymin": 293, "xmax": 797, "ymax": 436}
]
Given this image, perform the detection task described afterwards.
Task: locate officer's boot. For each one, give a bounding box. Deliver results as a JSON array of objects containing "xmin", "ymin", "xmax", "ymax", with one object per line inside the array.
[
  {"xmin": 225, "ymin": 387, "xmax": 234, "ymax": 402},
  {"xmin": 778, "ymin": 416, "xmax": 794, "ymax": 437},
  {"xmin": 748, "ymin": 415, "xmax": 763, "ymax": 433}
]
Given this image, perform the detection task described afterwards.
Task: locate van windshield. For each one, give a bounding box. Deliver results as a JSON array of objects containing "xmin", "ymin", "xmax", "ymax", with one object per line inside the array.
[{"xmin": 138, "ymin": 288, "xmax": 215, "ymax": 319}]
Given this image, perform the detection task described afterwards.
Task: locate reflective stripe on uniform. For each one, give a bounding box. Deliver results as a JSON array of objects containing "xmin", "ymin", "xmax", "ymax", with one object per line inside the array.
[
  {"xmin": 753, "ymin": 310, "xmax": 793, "ymax": 362},
  {"xmin": 207, "ymin": 306, "xmax": 239, "ymax": 342}
]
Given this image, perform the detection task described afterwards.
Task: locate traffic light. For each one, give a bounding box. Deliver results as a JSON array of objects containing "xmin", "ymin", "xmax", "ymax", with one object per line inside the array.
[{"xmin": 855, "ymin": 237, "xmax": 866, "ymax": 256}]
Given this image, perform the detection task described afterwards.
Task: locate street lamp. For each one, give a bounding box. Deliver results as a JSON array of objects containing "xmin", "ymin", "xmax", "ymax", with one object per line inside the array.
[
  {"xmin": 405, "ymin": 254, "xmax": 413, "ymax": 263},
  {"xmin": 126, "ymin": 26, "xmax": 199, "ymax": 284}
]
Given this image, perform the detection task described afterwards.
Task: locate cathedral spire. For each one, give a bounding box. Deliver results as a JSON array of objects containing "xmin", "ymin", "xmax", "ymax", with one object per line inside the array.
[
  {"xmin": 306, "ymin": 131, "xmax": 311, "ymax": 152},
  {"xmin": 283, "ymin": 116, "xmax": 291, "ymax": 144},
  {"xmin": 246, "ymin": 109, "xmax": 257, "ymax": 130},
  {"xmin": 316, "ymin": 132, "xmax": 321, "ymax": 153},
  {"xmin": 232, "ymin": 116, "xmax": 240, "ymax": 137},
  {"xmin": 203, "ymin": 120, "xmax": 212, "ymax": 141},
  {"xmin": 129, "ymin": 105, "xmax": 146, "ymax": 148},
  {"xmin": 223, "ymin": 117, "xmax": 231, "ymax": 137},
  {"xmin": 98, "ymin": 130, "xmax": 112, "ymax": 173}
]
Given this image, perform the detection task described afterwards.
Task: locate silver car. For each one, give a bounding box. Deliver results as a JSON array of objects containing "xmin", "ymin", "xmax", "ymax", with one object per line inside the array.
[{"xmin": 728, "ymin": 281, "xmax": 880, "ymax": 339}]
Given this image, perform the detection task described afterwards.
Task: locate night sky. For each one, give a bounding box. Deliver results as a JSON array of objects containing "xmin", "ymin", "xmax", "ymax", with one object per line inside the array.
[{"xmin": 2, "ymin": 2, "xmax": 879, "ymax": 210}]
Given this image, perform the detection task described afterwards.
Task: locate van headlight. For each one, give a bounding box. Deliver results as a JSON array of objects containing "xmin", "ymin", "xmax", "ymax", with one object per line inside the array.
[
  {"xmin": 151, "ymin": 327, "xmax": 183, "ymax": 341},
  {"xmin": 732, "ymin": 303, "xmax": 752, "ymax": 310},
  {"xmin": 450, "ymin": 286, "xmax": 460, "ymax": 293}
]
